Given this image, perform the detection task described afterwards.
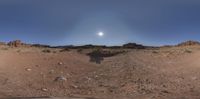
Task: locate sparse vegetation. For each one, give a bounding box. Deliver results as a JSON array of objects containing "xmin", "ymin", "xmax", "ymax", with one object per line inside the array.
[
  {"xmin": 87, "ymin": 48, "xmax": 104, "ymax": 64},
  {"xmin": 87, "ymin": 48, "xmax": 126, "ymax": 64},
  {"xmin": 59, "ymin": 48, "xmax": 70, "ymax": 52},
  {"xmin": 152, "ymin": 50, "xmax": 159, "ymax": 54},
  {"xmin": 185, "ymin": 49, "xmax": 192, "ymax": 53},
  {"xmin": 17, "ymin": 50, "xmax": 21, "ymax": 52},
  {"xmin": 42, "ymin": 49, "xmax": 51, "ymax": 53},
  {"xmin": 77, "ymin": 48, "xmax": 83, "ymax": 53},
  {"xmin": 1, "ymin": 47, "xmax": 8, "ymax": 50}
]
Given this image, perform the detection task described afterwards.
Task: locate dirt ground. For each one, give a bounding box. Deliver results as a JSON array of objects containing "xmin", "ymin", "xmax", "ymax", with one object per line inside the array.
[{"xmin": 1, "ymin": 45, "xmax": 200, "ymax": 99}]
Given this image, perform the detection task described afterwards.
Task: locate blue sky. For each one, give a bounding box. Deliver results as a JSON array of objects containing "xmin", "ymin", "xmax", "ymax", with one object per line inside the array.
[{"xmin": 0, "ymin": 0, "xmax": 200, "ymax": 46}]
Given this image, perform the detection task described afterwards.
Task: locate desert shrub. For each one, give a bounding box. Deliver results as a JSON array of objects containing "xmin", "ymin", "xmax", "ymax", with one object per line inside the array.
[
  {"xmin": 87, "ymin": 48, "xmax": 104, "ymax": 64},
  {"xmin": 89, "ymin": 48, "xmax": 126, "ymax": 57},
  {"xmin": 152, "ymin": 50, "xmax": 158, "ymax": 54},
  {"xmin": 87, "ymin": 48, "xmax": 126, "ymax": 64},
  {"xmin": 185, "ymin": 49, "xmax": 192, "ymax": 53},
  {"xmin": 77, "ymin": 48, "xmax": 83, "ymax": 53},
  {"xmin": 42, "ymin": 49, "xmax": 51, "ymax": 53},
  {"xmin": 60, "ymin": 48, "xmax": 70, "ymax": 52},
  {"xmin": 1, "ymin": 48, "xmax": 8, "ymax": 50},
  {"xmin": 17, "ymin": 50, "xmax": 21, "ymax": 52}
]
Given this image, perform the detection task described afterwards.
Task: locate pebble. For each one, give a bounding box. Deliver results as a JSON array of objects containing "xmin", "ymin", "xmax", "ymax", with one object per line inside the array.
[
  {"xmin": 54, "ymin": 76, "xmax": 67, "ymax": 81},
  {"xmin": 191, "ymin": 77, "xmax": 197, "ymax": 80},
  {"xmin": 49, "ymin": 70, "xmax": 54, "ymax": 74},
  {"xmin": 71, "ymin": 85, "xmax": 78, "ymax": 89},
  {"xmin": 41, "ymin": 88, "xmax": 48, "ymax": 92},
  {"xmin": 25, "ymin": 68, "xmax": 32, "ymax": 71},
  {"xmin": 58, "ymin": 62, "xmax": 63, "ymax": 65}
]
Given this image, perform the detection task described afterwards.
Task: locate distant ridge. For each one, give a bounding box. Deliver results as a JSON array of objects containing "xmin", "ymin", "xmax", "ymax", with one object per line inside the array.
[
  {"xmin": 122, "ymin": 43, "xmax": 145, "ymax": 49},
  {"xmin": 1, "ymin": 40, "xmax": 200, "ymax": 48},
  {"xmin": 0, "ymin": 40, "xmax": 148, "ymax": 49},
  {"xmin": 177, "ymin": 40, "xmax": 200, "ymax": 46}
]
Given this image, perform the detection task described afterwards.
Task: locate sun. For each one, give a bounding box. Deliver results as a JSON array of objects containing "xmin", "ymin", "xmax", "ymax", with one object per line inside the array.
[{"xmin": 97, "ymin": 32, "xmax": 104, "ymax": 37}]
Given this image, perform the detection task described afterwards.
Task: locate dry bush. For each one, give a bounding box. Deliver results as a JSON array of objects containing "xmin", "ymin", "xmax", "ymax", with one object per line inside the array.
[
  {"xmin": 17, "ymin": 50, "xmax": 21, "ymax": 53},
  {"xmin": 185, "ymin": 49, "xmax": 192, "ymax": 53},
  {"xmin": 42, "ymin": 49, "xmax": 51, "ymax": 53},
  {"xmin": 77, "ymin": 48, "xmax": 83, "ymax": 53},
  {"xmin": 1, "ymin": 48, "xmax": 8, "ymax": 50},
  {"xmin": 152, "ymin": 50, "xmax": 159, "ymax": 54},
  {"xmin": 60, "ymin": 48, "xmax": 70, "ymax": 52}
]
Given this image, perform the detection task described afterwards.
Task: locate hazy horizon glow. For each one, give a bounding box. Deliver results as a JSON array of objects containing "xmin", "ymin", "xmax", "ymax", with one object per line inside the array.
[{"xmin": 0, "ymin": 0, "xmax": 200, "ymax": 46}]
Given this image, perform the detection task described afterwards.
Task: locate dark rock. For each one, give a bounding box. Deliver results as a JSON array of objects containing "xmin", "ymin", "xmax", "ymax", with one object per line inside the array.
[
  {"xmin": 123, "ymin": 43, "xmax": 145, "ymax": 49},
  {"xmin": 177, "ymin": 40, "xmax": 200, "ymax": 46},
  {"xmin": 8, "ymin": 40, "xmax": 23, "ymax": 47},
  {"xmin": 31, "ymin": 44, "xmax": 50, "ymax": 48},
  {"xmin": 54, "ymin": 76, "xmax": 67, "ymax": 81}
]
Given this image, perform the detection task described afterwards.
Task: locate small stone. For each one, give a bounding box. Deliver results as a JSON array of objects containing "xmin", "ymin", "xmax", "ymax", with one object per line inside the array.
[
  {"xmin": 85, "ymin": 77, "xmax": 92, "ymax": 81},
  {"xmin": 25, "ymin": 68, "xmax": 32, "ymax": 71},
  {"xmin": 191, "ymin": 77, "xmax": 197, "ymax": 80},
  {"xmin": 58, "ymin": 62, "xmax": 63, "ymax": 65},
  {"xmin": 66, "ymin": 73, "xmax": 71, "ymax": 77},
  {"xmin": 35, "ymin": 65, "xmax": 39, "ymax": 67},
  {"xmin": 71, "ymin": 85, "xmax": 78, "ymax": 89},
  {"xmin": 40, "ymin": 72, "xmax": 44, "ymax": 75},
  {"xmin": 49, "ymin": 70, "xmax": 54, "ymax": 74},
  {"xmin": 54, "ymin": 76, "xmax": 67, "ymax": 81},
  {"xmin": 41, "ymin": 88, "xmax": 48, "ymax": 92},
  {"xmin": 94, "ymin": 75, "xmax": 99, "ymax": 78},
  {"xmin": 161, "ymin": 90, "xmax": 169, "ymax": 93}
]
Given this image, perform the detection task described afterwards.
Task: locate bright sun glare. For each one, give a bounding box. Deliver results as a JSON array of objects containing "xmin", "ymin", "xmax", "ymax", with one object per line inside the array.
[{"xmin": 97, "ymin": 32, "xmax": 104, "ymax": 37}]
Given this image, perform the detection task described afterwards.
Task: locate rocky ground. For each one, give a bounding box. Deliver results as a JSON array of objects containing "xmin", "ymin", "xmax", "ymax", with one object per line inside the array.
[{"xmin": 1, "ymin": 42, "xmax": 200, "ymax": 99}]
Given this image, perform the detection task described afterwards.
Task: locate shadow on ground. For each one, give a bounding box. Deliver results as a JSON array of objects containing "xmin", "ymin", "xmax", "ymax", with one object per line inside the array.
[{"xmin": 87, "ymin": 49, "xmax": 126, "ymax": 64}]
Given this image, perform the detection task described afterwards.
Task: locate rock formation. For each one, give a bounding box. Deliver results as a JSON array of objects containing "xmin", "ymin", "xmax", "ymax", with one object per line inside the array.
[
  {"xmin": 177, "ymin": 40, "xmax": 200, "ymax": 46},
  {"xmin": 8, "ymin": 40, "xmax": 23, "ymax": 47},
  {"xmin": 123, "ymin": 43, "xmax": 145, "ymax": 49}
]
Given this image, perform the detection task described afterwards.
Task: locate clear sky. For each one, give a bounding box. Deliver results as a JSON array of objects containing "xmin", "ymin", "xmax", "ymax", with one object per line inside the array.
[{"xmin": 0, "ymin": 0, "xmax": 200, "ymax": 46}]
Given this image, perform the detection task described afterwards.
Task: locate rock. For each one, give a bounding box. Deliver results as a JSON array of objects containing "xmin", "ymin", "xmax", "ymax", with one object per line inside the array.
[
  {"xmin": 49, "ymin": 70, "xmax": 55, "ymax": 74},
  {"xmin": 8, "ymin": 40, "xmax": 23, "ymax": 47},
  {"xmin": 41, "ymin": 88, "xmax": 48, "ymax": 92},
  {"xmin": 31, "ymin": 44, "xmax": 50, "ymax": 48},
  {"xmin": 35, "ymin": 65, "xmax": 39, "ymax": 67},
  {"xmin": 191, "ymin": 77, "xmax": 197, "ymax": 80},
  {"xmin": 54, "ymin": 76, "xmax": 67, "ymax": 81},
  {"xmin": 58, "ymin": 62, "xmax": 63, "ymax": 65},
  {"xmin": 25, "ymin": 68, "xmax": 32, "ymax": 71},
  {"xmin": 7, "ymin": 40, "xmax": 31, "ymax": 47},
  {"xmin": 161, "ymin": 90, "xmax": 170, "ymax": 94},
  {"xmin": 85, "ymin": 76, "xmax": 92, "ymax": 81},
  {"xmin": 123, "ymin": 43, "xmax": 146, "ymax": 49},
  {"xmin": 70, "ymin": 84, "xmax": 78, "ymax": 89},
  {"xmin": 177, "ymin": 40, "xmax": 200, "ymax": 46}
]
